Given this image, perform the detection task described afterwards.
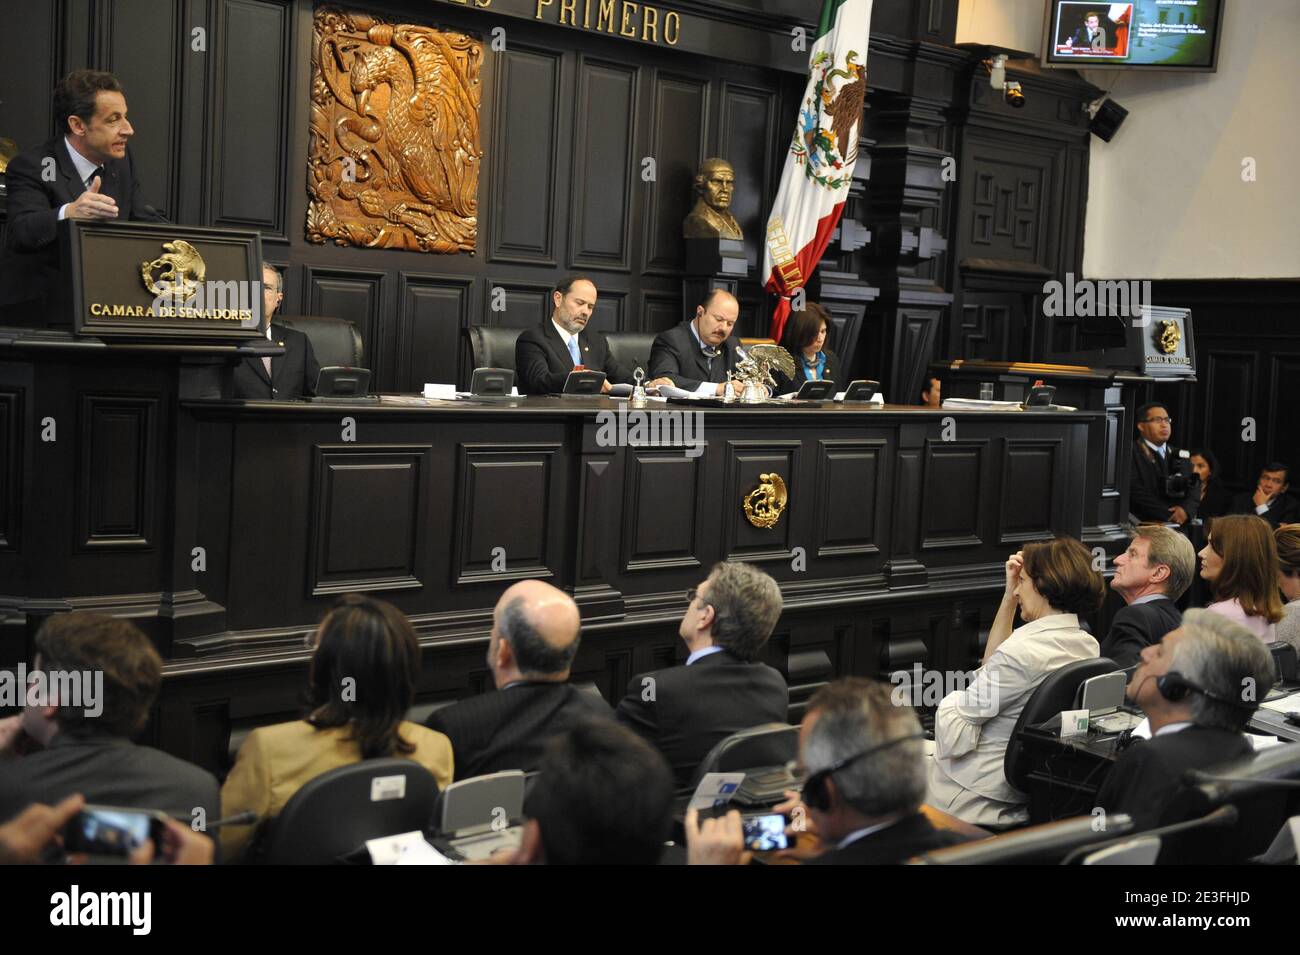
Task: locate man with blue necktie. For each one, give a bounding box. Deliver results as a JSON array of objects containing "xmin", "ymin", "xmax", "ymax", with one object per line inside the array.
[
  {"xmin": 515, "ymin": 275, "xmax": 644, "ymax": 394},
  {"xmin": 1130, "ymin": 402, "xmax": 1199, "ymax": 525},
  {"xmin": 0, "ymin": 70, "xmax": 165, "ymax": 324}
]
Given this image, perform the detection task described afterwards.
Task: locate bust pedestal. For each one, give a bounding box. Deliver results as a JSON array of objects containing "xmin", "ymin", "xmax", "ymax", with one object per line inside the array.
[{"xmin": 684, "ymin": 237, "xmax": 748, "ymax": 277}]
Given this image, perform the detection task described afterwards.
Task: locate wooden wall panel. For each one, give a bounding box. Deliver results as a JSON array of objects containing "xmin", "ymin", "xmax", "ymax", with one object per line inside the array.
[
  {"xmin": 488, "ymin": 46, "xmax": 562, "ymax": 265},
  {"xmin": 622, "ymin": 450, "xmax": 701, "ymax": 572},
  {"xmin": 722, "ymin": 441, "xmax": 800, "ymax": 563},
  {"xmin": 304, "ymin": 267, "xmax": 386, "ymax": 369},
  {"xmin": 106, "ymin": 0, "xmax": 180, "ymax": 219},
  {"xmin": 396, "ymin": 274, "xmax": 473, "ymax": 392},
  {"xmin": 570, "ymin": 58, "xmax": 637, "ymax": 271},
  {"xmin": 814, "ymin": 439, "xmax": 885, "ymax": 558},
  {"xmin": 921, "ymin": 439, "xmax": 987, "ymax": 550},
  {"xmin": 484, "ymin": 278, "xmax": 553, "ymax": 329},
  {"xmin": 641, "ymin": 291, "xmax": 683, "ymax": 334},
  {"xmin": 642, "ymin": 73, "xmax": 708, "ymax": 275},
  {"xmin": 76, "ymin": 394, "xmax": 157, "ymax": 549},
  {"xmin": 308, "ymin": 446, "xmax": 429, "ymax": 595},
  {"xmin": 0, "ymin": 388, "xmax": 22, "ymax": 551},
  {"xmin": 998, "ymin": 439, "xmax": 1062, "ymax": 543},
  {"xmin": 212, "ymin": 0, "xmax": 289, "ymax": 232},
  {"xmin": 454, "ymin": 443, "xmax": 558, "ymax": 584},
  {"xmin": 717, "ymin": 82, "xmax": 778, "ymax": 260}
]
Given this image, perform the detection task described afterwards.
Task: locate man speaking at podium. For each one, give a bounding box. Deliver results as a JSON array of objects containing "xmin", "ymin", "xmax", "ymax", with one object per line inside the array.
[{"xmin": 0, "ymin": 70, "xmax": 165, "ymax": 323}]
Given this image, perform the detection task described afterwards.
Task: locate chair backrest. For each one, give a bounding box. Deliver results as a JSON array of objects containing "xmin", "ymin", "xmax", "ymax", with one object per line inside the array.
[
  {"xmin": 910, "ymin": 813, "xmax": 1135, "ymax": 865},
  {"xmin": 465, "ymin": 325, "xmax": 525, "ymax": 372},
  {"xmin": 262, "ymin": 759, "xmax": 439, "ymax": 865},
  {"xmin": 1004, "ymin": 657, "xmax": 1119, "ymax": 794},
  {"xmin": 1270, "ymin": 641, "xmax": 1297, "ymax": 683},
  {"xmin": 690, "ymin": 722, "xmax": 799, "ymax": 789},
  {"xmin": 438, "ymin": 770, "xmax": 527, "ymax": 834},
  {"xmin": 605, "ymin": 331, "xmax": 657, "ymax": 375},
  {"xmin": 1082, "ymin": 835, "xmax": 1161, "ymax": 865},
  {"xmin": 278, "ymin": 315, "xmax": 364, "ymax": 367}
]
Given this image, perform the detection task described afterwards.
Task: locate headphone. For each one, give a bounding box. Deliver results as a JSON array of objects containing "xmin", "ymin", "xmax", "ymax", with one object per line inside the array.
[
  {"xmin": 1155, "ymin": 671, "xmax": 1256, "ymax": 712},
  {"xmin": 801, "ymin": 733, "xmax": 924, "ymax": 812}
]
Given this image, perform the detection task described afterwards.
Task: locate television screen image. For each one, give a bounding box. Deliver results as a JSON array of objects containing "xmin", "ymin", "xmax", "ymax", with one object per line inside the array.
[{"xmin": 1043, "ymin": 1, "xmax": 1223, "ymax": 71}]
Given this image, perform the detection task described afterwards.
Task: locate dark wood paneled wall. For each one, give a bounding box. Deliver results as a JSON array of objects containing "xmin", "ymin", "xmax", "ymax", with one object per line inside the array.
[
  {"xmin": 1, "ymin": 0, "xmax": 1102, "ymax": 404},
  {"xmin": 1146, "ymin": 280, "xmax": 1300, "ymax": 493}
]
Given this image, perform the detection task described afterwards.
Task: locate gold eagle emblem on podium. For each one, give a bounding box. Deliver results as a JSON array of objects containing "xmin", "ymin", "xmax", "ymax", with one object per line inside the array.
[
  {"xmin": 743, "ymin": 473, "xmax": 788, "ymax": 529},
  {"xmin": 1156, "ymin": 319, "xmax": 1181, "ymax": 354},
  {"xmin": 140, "ymin": 240, "xmax": 206, "ymax": 301}
]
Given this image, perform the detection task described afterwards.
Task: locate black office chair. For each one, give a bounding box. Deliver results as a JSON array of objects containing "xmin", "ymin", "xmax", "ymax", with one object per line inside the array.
[
  {"xmin": 909, "ymin": 813, "xmax": 1135, "ymax": 865},
  {"xmin": 688, "ymin": 722, "xmax": 799, "ymax": 790},
  {"xmin": 260, "ymin": 759, "xmax": 440, "ymax": 865},
  {"xmin": 277, "ymin": 315, "xmax": 364, "ymax": 368},
  {"xmin": 605, "ymin": 331, "xmax": 657, "ymax": 375},
  {"xmin": 1269, "ymin": 641, "xmax": 1297, "ymax": 684},
  {"xmin": 1003, "ymin": 657, "xmax": 1120, "ymax": 796},
  {"xmin": 465, "ymin": 325, "xmax": 525, "ymax": 372}
]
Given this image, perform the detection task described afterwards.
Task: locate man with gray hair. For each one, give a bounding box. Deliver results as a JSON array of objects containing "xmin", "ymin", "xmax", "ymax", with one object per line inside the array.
[
  {"xmin": 685, "ymin": 679, "xmax": 967, "ymax": 864},
  {"xmin": 1102, "ymin": 525, "xmax": 1196, "ymax": 668},
  {"xmin": 425, "ymin": 579, "xmax": 611, "ymax": 780},
  {"xmin": 1093, "ymin": 609, "xmax": 1277, "ymax": 828},
  {"xmin": 617, "ymin": 561, "xmax": 788, "ymax": 787}
]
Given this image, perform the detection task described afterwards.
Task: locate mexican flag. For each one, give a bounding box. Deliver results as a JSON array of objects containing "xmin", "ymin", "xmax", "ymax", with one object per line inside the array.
[{"xmin": 763, "ymin": 0, "xmax": 872, "ymax": 341}]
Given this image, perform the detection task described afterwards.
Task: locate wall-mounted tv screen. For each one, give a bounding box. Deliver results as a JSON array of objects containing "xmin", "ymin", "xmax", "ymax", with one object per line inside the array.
[{"xmin": 1042, "ymin": 1, "xmax": 1224, "ymax": 71}]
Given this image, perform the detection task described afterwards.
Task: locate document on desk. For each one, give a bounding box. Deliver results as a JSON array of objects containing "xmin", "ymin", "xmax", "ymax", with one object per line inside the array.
[
  {"xmin": 1261, "ymin": 692, "xmax": 1300, "ymax": 715},
  {"xmin": 941, "ymin": 398, "xmax": 1024, "ymax": 410}
]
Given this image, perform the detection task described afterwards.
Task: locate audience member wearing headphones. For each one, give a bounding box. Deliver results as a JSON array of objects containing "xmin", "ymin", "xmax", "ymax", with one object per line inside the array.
[
  {"xmin": 1092, "ymin": 609, "xmax": 1276, "ymax": 830},
  {"xmin": 929, "ymin": 538, "xmax": 1104, "ymax": 828},
  {"xmin": 1274, "ymin": 524, "xmax": 1300, "ymax": 654},
  {"xmin": 1198, "ymin": 514, "xmax": 1284, "ymax": 643},
  {"xmin": 686, "ymin": 679, "xmax": 970, "ymax": 865}
]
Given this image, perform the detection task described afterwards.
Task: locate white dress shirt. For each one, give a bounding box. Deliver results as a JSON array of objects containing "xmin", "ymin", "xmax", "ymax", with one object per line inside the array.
[
  {"xmin": 685, "ymin": 645, "xmax": 725, "ymax": 666},
  {"xmin": 57, "ymin": 137, "xmax": 103, "ymax": 221},
  {"xmin": 928, "ymin": 613, "xmax": 1099, "ymax": 827}
]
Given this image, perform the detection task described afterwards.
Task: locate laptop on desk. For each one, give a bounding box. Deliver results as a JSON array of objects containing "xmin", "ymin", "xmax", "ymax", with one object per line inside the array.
[{"xmin": 1077, "ymin": 671, "xmax": 1144, "ymax": 734}]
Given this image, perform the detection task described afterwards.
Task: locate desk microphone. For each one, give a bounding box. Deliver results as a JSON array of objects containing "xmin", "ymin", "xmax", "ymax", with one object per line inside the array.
[{"xmin": 140, "ymin": 203, "xmax": 170, "ymax": 224}]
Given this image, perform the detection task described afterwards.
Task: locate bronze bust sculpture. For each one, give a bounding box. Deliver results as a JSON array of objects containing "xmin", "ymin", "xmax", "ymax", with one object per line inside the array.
[{"xmin": 682, "ymin": 157, "xmax": 743, "ymax": 241}]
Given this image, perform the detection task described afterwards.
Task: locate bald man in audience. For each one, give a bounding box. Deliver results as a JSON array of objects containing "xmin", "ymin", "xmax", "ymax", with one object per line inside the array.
[{"xmin": 424, "ymin": 579, "xmax": 612, "ymax": 780}]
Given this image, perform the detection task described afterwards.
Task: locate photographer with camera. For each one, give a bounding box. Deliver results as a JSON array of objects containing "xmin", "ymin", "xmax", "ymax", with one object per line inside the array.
[{"xmin": 1130, "ymin": 403, "xmax": 1199, "ymax": 526}]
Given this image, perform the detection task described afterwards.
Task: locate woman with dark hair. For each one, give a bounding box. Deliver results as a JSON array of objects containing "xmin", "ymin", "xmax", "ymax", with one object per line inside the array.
[
  {"xmin": 773, "ymin": 303, "xmax": 844, "ymax": 393},
  {"xmin": 930, "ymin": 537, "xmax": 1104, "ymax": 827},
  {"xmin": 1198, "ymin": 514, "xmax": 1283, "ymax": 643},
  {"xmin": 220, "ymin": 595, "xmax": 452, "ymax": 861},
  {"xmin": 1190, "ymin": 448, "xmax": 1231, "ymax": 520},
  {"xmin": 1273, "ymin": 524, "xmax": 1300, "ymax": 653}
]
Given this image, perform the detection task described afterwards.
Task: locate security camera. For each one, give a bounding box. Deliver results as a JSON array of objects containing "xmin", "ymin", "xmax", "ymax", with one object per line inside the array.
[{"xmin": 986, "ymin": 55, "xmax": 1027, "ymax": 108}]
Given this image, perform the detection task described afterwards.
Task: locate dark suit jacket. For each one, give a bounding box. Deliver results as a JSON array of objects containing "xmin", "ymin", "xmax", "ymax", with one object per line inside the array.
[
  {"xmin": 1199, "ymin": 479, "xmax": 1233, "ymax": 520},
  {"xmin": 0, "ymin": 136, "xmax": 165, "ymax": 317},
  {"xmin": 1130, "ymin": 442, "xmax": 1199, "ymax": 523},
  {"xmin": 615, "ymin": 648, "xmax": 788, "ymax": 788},
  {"xmin": 803, "ymin": 812, "xmax": 968, "ymax": 865},
  {"xmin": 426, "ymin": 681, "xmax": 613, "ymax": 781},
  {"xmin": 1100, "ymin": 597, "xmax": 1182, "ymax": 670},
  {"xmin": 230, "ymin": 323, "xmax": 321, "ymax": 400},
  {"xmin": 1071, "ymin": 26, "xmax": 1107, "ymax": 50},
  {"xmin": 515, "ymin": 321, "xmax": 634, "ymax": 395},
  {"xmin": 1093, "ymin": 724, "xmax": 1252, "ymax": 829},
  {"xmin": 1229, "ymin": 490, "xmax": 1300, "ymax": 528},
  {"xmin": 772, "ymin": 348, "xmax": 844, "ymax": 395},
  {"xmin": 648, "ymin": 321, "xmax": 744, "ymax": 392},
  {"xmin": 0, "ymin": 730, "xmax": 219, "ymax": 826}
]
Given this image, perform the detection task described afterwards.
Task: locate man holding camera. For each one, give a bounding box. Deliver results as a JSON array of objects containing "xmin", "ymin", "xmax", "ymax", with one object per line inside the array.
[{"xmin": 1130, "ymin": 402, "xmax": 1199, "ymax": 525}]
